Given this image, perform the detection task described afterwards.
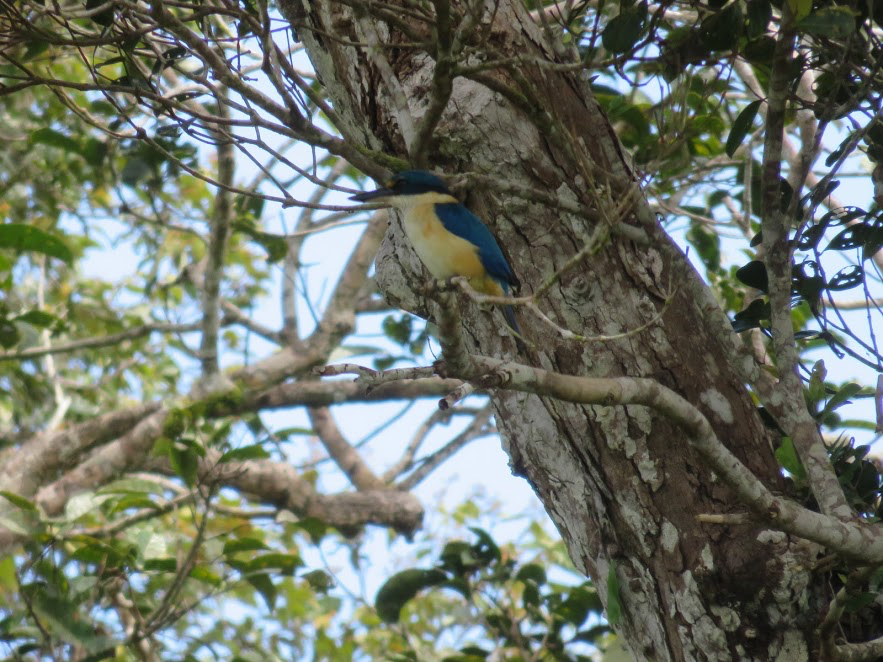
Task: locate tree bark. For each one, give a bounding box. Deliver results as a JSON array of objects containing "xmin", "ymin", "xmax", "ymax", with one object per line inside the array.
[{"xmin": 284, "ymin": 1, "xmax": 828, "ymax": 658}]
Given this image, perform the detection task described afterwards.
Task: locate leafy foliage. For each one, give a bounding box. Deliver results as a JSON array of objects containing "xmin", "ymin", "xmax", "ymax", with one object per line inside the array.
[{"xmin": 374, "ymin": 528, "xmax": 608, "ymax": 660}]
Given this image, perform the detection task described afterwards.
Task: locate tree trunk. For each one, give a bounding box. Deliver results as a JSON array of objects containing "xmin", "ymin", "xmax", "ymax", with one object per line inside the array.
[{"xmin": 283, "ymin": 1, "xmax": 828, "ymax": 658}]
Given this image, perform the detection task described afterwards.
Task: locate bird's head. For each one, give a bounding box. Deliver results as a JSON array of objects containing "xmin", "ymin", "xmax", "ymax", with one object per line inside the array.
[{"xmin": 350, "ymin": 170, "xmax": 454, "ymax": 207}]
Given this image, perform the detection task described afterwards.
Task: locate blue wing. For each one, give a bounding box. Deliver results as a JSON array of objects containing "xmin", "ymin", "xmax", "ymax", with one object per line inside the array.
[{"xmin": 434, "ymin": 203, "xmax": 517, "ymax": 289}]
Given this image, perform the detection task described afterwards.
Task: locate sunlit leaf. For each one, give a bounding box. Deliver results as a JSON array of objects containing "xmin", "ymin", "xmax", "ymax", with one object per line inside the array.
[
  {"xmin": 0, "ymin": 224, "xmax": 72, "ymax": 264},
  {"xmin": 775, "ymin": 437, "xmax": 806, "ymax": 481}
]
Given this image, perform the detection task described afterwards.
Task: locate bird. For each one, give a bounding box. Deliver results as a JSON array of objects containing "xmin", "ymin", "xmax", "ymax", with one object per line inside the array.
[{"xmin": 350, "ymin": 170, "xmax": 524, "ymax": 350}]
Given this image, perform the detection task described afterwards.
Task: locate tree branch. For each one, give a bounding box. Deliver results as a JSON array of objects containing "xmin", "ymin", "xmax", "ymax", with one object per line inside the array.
[
  {"xmin": 0, "ymin": 322, "xmax": 205, "ymax": 361},
  {"xmin": 198, "ymin": 89, "xmax": 234, "ymax": 377},
  {"xmin": 308, "ymin": 406, "xmax": 386, "ymax": 490},
  {"xmin": 760, "ymin": 7, "xmax": 851, "ymax": 521},
  {"xmin": 462, "ymin": 353, "xmax": 883, "ymax": 560}
]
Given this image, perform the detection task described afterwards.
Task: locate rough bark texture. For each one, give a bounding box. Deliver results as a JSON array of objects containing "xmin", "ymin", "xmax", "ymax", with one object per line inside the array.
[{"xmin": 283, "ymin": 1, "xmax": 829, "ymax": 658}]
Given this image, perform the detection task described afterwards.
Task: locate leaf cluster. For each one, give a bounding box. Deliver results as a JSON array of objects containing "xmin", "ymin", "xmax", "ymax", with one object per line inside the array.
[{"xmin": 374, "ymin": 528, "xmax": 608, "ymax": 661}]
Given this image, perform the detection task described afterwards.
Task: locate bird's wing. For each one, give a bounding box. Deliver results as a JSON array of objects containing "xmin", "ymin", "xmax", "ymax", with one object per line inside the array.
[{"xmin": 434, "ymin": 203, "xmax": 517, "ymax": 288}]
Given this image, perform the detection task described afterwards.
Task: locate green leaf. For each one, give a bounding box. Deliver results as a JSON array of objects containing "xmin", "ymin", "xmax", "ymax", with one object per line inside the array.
[
  {"xmin": 0, "ymin": 491, "xmax": 38, "ymax": 512},
  {"xmin": 29, "ymin": 128, "xmax": 82, "ymax": 155},
  {"xmin": 0, "ymin": 224, "xmax": 73, "ymax": 265},
  {"xmin": 826, "ymin": 266, "xmax": 863, "ymax": 291},
  {"xmin": 687, "ymin": 221, "xmax": 721, "ymax": 272},
  {"xmin": 745, "ymin": 0, "xmax": 772, "ymax": 39},
  {"xmin": 606, "ymin": 562, "xmax": 622, "ymax": 627},
  {"xmin": 0, "ymin": 515, "xmax": 30, "ymax": 536},
  {"xmin": 23, "ymin": 39, "xmax": 49, "ymax": 61},
  {"xmin": 233, "ymin": 221, "xmax": 288, "ymax": 263},
  {"xmin": 0, "ymin": 319, "xmax": 19, "ymax": 348},
  {"xmin": 382, "ymin": 315, "xmax": 413, "ymax": 345},
  {"xmin": 468, "ymin": 527, "xmax": 501, "ymax": 565},
  {"xmin": 699, "ymin": 2, "xmax": 743, "ymax": 52},
  {"xmin": 302, "ymin": 569, "xmax": 334, "ymax": 593},
  {"xmin": 81, "ymin": 138, "xmax": 108, "ymax": 168},
  {"xmin": 246, "ymin": 552, "xmax": 302, "ymax": 575},
  {"xmin": 726, "ymin": 100, "xmax": 762, "ymax": 157},
  {"xmin": 515, "ymin": 563, "xmax": 547, "ymax": 586},
  {"xmin": 246, "ymin": 573, "xmax": 276, "ymax": 611},
  {"xmin": 819, "ymin": 383, "xmax": 863, "ymax": 420},
  {"xmin": 223, "ymin": 537, "xmax": 268, "ymax": 555},
  {"xmin": 554, "ymin": 583, "xmax": 602, "ymax": 625},
  {"xmin": 169, "ymin": 445, "xmax": 199, "ymax": 487},
  {"xmin": 787, "ymin": 0, "xmax": 812, "ymax": 21},
  {"xmin": 797, "ymin": 7, "xmax": 857, "ymax": 39},
  {"xmin": 375, "ymin": 568, "xmax": 448, "ymax": 623},
  {"xmin": 64, "ymin": 492, "xmax": 110, "ymax": 521},
  {"xmin": 735, "ymin": 260, "xmax": 768, "ymax": 292},
  {"xmin": 826, "ymin": 226, "xmax": 866, "ymax": 251},
  {"xmin": 150, "ymin": 46, "xmax": 190, "ymax": 76},
  {"xmin": 775, "ymin": 437, "xmax": 806, "ymax": 481},
  {"xmin": 13, "ymin": 310, "xmax": 56, "ymax": 328},
  {"xmin": 120, "ymin": 157, "xmax": 153, "ymax": 187},
  {"xmin": 294, "ymin": 517, "xmax": 328, "ymax": 543},
  {"xmin": 105, "ymin": 495, "xmax": 159, "ymax": 515},
  {"xmin": 808, "ymin": 360, "xmax": 827, "ymax": 404},
  {"xmin": 862, "ymin": 222, "xmax": 883, "ymax": 262},
  {"xmin": 218, "ymin": 445, "xmax": 271, "ymax": 463},
  {"xmin": 31, "ymin": 590, "xmax": 114, "ymax": 653},
  {"xmin": 844, "ymin": 591, "xmax": 877, "ymax": 613},
  {"xmin": 601, "ymin": 3, "xmax": 647, "ymax": 54},
  {"xmin": 189, "ymin": 565, "xmax": 222, "ymax": 586},
  {"xmin": 143, "ymin": 558, "xmax": 177, "ymax": 572}
]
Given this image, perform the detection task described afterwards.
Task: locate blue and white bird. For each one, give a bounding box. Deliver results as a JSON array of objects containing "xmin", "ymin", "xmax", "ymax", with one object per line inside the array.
[{"xmin": 350, "ymin": 170, "xmax": 523, "ymax": 348}]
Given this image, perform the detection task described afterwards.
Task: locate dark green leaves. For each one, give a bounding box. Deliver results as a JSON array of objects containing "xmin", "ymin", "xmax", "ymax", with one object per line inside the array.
[
  {"xmin": 826, "ymin": 266, "xmax": 863, "ymax": 291},
  {"xmin": 797, "ymin": 7, "xmax": 857, "ymax": 39},
  {"xmin": 602, "ymin": 2, "xmax": 648, "ymax": 54},
  {"xmin": 699, "ymin": 1, "xmax": 743, "ymax": 52},
  {"xmin": 375, "ymin": 569, "xmax": 448, "ymax": 623},
  {"xmin": 0, "ymin": 320, "xmax": 20, "ymax": 349},
  {"xmin": 745, "ymin": 0, "xmax": 772, "ymax": 39},
  {"xmin": 30, "ymin": 127, "xmax": 82, "ymax": 155},
  {"xmin": 731, "ymin": 299, "xmax": 770, "ymax": 332},
  {"xmin": 726, "ymin": 100, "xmax": 762, "ymax": 157},
  {"xmin": 735, "ymin": 260, "xmax": 768, "ymax": 292},
  {"xmin": 30, "ymin": 128, "xmax": 107, "ymax": 167}
]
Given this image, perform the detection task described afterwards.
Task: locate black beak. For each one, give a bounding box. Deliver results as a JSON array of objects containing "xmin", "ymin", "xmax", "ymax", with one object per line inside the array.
[{"xmin": 349, "ymin": 187, "xmax": 395, "ymax": 203}]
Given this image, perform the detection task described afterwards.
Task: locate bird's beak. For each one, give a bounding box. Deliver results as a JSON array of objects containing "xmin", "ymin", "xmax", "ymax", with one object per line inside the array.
[{"xmin": 349, "ymin": 187, "xmax": 395, "ymax": 203}]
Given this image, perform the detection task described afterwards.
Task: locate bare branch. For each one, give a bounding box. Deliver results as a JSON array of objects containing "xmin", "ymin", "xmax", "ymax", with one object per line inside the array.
[
  {"xmin": 308, "ymin": 407, "xmax": 386, "ymax": 490},
  {"xmin": 0, "ymin": 322, "xmax": 204, "ymax": 361},
  {"xmin": 397, "ymin": 405, "xmax": 494, "ymax": 490},
  {"xmin": 198, "ymin": 89, "xmax": 234, "ymax": 377}
]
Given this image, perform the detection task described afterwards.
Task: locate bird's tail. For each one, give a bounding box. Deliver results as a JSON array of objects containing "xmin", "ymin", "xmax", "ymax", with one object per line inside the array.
[{"xmin": 503, "ymin": 304, "xmax": 527, "ymax": 353}]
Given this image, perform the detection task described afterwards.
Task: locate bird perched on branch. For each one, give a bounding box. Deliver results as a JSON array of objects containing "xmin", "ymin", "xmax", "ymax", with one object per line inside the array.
[{"xmin": 350, "ymin": 170, "xmax": 523, "ymax": 350}]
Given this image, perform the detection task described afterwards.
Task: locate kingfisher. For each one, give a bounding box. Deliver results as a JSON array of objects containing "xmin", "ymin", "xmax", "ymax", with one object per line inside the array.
[{"xmin": 350, "ymin": 170, "xmax": 523, "ymax": 349}]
